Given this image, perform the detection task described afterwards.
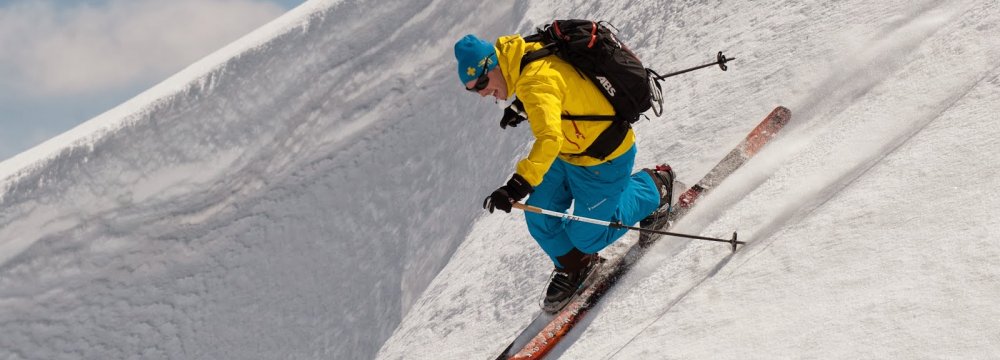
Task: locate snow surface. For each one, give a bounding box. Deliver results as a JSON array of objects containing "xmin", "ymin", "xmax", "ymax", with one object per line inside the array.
[
  {"xmin": 1, "ymin": 0, "xmax": 525, "ymax": 358},
  {"xmin": 1, "ymin": 0, "xmax": 998, "ymax": 359}
]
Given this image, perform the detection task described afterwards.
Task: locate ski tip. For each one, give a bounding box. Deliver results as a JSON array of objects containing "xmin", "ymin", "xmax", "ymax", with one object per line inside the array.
[{"xmin": 771, "ymin": 106, "xmax": 792, "ymax": 125}]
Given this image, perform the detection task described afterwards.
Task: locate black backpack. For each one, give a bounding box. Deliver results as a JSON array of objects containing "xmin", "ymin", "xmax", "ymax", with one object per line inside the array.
[{"xmin": 503, "ymin": 19, "xmax": 664, "ymax": 160}]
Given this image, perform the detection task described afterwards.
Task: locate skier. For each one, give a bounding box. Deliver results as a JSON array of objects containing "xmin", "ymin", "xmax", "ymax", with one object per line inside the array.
[{"xmin": 454, "ymin": 33, "xmax": 678, "ymax": 313}]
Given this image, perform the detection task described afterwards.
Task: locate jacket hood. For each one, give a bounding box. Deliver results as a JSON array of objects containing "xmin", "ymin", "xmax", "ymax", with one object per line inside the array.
[{"xmin": 494, "ymin": 35, "xmax": 545, "ymax": 100}]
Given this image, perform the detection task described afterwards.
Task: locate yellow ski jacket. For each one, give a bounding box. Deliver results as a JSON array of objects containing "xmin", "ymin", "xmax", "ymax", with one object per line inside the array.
[{"xmin": 495, "ymin": 35, "xmax": 635, "ymax": 187}]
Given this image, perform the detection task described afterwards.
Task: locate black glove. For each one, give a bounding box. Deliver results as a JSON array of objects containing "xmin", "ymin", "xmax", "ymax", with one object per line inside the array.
[
  {"xmin": 499, "ymin": 98, "xmax": 527, "ymax": 129},
  {"xmin": 483, "ymin": 173, "xmax": 534, "ymax": 213}
]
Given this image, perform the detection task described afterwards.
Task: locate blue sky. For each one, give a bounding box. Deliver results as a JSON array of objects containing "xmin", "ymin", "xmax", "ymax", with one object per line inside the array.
[{"xmin": 0, "ymin": 0, "xmax": 305, "ymax": 161}]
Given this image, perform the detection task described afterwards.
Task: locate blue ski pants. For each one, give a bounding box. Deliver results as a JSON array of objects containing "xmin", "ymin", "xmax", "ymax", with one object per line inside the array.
[{"xmin": 524, "ymin": 145, "xmax": 661, "ymax": 268}]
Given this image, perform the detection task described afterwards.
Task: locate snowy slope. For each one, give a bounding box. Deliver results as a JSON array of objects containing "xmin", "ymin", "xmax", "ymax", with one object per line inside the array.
[
  {"xmin": 379, "ymin": 0, "xmax": 1000, "ymax": 358},
  {"xmin": 0, "ymin": 1, "xmax": 527, "ymax": 359}
]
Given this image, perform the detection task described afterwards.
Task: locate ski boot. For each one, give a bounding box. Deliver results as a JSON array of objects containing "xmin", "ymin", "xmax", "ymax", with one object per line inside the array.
[
  {"xmin": 541, "ymin": 248, "xmax": 601, "ymax": 314},
  {"xmin": 639, "ymin": 164, "xmax": 683, "ymax": 246}
]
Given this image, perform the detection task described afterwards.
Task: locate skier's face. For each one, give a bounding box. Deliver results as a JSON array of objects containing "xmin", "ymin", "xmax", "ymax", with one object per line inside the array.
[{"xmin": 466, "ymin": 67, "xmax": 507, "ymax": 101}]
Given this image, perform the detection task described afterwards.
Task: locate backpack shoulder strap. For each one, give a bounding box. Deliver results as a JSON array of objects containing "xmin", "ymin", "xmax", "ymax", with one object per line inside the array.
[
  {"xmin": 522, "ymin": 32, "xmax": 545, "ymax": 43},
  {"xmin": 520, "ymin": 29, "xmax": 556, "ymax": 71},
  {"xmin": 520, "ymin": 46, "xmax": 554, "ymax": 71},
  {"xmin": 561, "ymin": 114, "xmax": 616, "ymax": 121}
]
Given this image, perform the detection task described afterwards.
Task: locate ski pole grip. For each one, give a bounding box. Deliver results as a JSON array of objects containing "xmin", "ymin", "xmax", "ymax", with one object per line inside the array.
[{"xmin": 512, "ymin": 202, "xmax": 542, "ymax": 214}]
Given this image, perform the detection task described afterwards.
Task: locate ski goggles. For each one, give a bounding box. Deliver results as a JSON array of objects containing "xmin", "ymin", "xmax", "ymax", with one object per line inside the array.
[{"xmin": 465, "ymin": 60, "xmax": 490, "ymax": 92}]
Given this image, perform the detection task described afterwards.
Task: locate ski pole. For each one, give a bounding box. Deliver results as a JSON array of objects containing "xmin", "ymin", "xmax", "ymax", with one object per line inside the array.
[
  {"xmin": 512, "ymin": 203, "xmax": 744, "ymax": 252},
  {"xmin": 653, "ymin": 51, "xmax": 734, "ymax": 80}
]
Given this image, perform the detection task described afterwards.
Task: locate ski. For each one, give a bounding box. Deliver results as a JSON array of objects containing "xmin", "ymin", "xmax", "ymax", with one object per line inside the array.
[
  {"xmin": 495, "ymin": 106, "xmax": 792, "ymax": 360},
  {"xmin": 672, "ymin": 106, "xmax": 793, "ymax": 220}
]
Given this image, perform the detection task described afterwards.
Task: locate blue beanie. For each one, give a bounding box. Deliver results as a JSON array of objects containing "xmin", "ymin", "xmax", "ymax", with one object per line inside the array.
[{"xmin": 454, "ymin": 34, "xmax": 497, "ymax": 84}]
